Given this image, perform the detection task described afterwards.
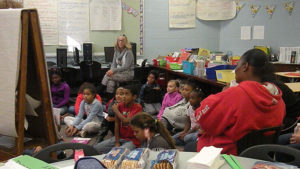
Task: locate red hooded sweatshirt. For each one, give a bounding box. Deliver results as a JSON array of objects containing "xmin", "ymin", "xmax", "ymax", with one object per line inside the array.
[{"xmin": 195, "ymin": 81, "xmax": 285, "ymax": 155}]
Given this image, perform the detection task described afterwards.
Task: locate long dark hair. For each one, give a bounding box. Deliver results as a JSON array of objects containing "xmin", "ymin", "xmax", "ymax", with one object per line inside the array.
[
  {"xmin": 241, "ymin": 49, "xmax": 275, "ymax": 82},
  {"xmin": 130, "ymin": 113, "xmax": 176, "ymax": 149}
]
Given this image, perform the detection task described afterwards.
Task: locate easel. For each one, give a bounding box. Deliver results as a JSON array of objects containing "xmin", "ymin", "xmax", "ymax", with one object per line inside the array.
[{"xmin": 0, "ymin": 9, "xmax": 57, "ymax": 161}]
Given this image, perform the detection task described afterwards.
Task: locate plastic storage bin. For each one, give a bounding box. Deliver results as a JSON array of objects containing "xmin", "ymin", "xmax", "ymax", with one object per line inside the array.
[
  {"xmin": 153, "ymin": 59, "xmax": 158, "ymax": 66},
  {"xmin": 216, "ymin": 70, "xmax": 235, "ymax": 83},
  {"xmin": 182, "ymin": 61, "xmax": 194, "ymax": 75},
  {"xmin": 170, "ymin": 63, "xmax": 182, "ymax": 70},
  {"xmin": 158, "ymin": 60, "xmax": 166, "ymax": 67},
  {"xmin": 206, "ymin": 65, "xmax": 236, "ymax": 79}
]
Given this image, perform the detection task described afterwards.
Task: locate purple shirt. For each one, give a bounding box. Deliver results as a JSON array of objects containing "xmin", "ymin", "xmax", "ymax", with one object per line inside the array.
[
  {"xmin": 51, "ymin": 81, "xmax": 70, "ymax": 108},
  {"xmin": 157, "ymin": 91, "xmax": 182, "ymax": 120}
]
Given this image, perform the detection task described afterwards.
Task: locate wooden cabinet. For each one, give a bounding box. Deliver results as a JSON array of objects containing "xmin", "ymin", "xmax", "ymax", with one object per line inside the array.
[{"xmin": 272, "ymin": 63, "xmax": 300, "ymax": 72}]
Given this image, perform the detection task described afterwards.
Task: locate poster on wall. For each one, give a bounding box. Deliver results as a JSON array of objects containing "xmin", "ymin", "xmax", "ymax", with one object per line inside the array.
[
  {"xmin": 58, "ymin": 0, "xmax": 89, "ymax": 47},
  {"xmin": 90, "ymin": 0, "xmax": 122, "ymax": 30},
  {"xmin": 196, "ymin": 0, "xmax": 236, "ymax": 21},
  {"xmin": 24, "ymin": 0, "xmax": 58, "ymax": 45},
  {"xmin": 169, "ymin": 0, "xmax": 196, "ymax": 28}
]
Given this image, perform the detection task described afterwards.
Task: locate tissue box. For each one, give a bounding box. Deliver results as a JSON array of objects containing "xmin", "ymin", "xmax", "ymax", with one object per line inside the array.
[{"xmin": 187, "ymin": 146, "xmax": 224, "ymax": 169}]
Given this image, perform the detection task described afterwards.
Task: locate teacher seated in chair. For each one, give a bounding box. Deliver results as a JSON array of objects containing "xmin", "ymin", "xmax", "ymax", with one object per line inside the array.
[{"xmin": 101, "ymin": 35, "xmax": 134, "ymax": 97}]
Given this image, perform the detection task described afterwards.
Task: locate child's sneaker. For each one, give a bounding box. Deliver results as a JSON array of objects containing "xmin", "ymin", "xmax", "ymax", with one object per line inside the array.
[{"xmin": 80, "ymin": 131, "xmax": 87, "ymax": 138}]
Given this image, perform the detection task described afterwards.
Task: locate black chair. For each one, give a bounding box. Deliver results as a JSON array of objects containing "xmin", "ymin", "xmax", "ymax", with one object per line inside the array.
[
  {"xmin": 61, "ymin": 67, "xmax": 81, "ymax": 87},
  {"xmin": 237, "ymin": 126, "xmax": 281, "ymax": 155},
  {"xmin": 33, "ymin": 143, "xmax": 99, "ymax": 163},
  {"xmin": 240, "ymin": 144, "xmax": 300, "ymax": 166},
  {"xmin": 79, "ymin": 61, "xmax": 102, "ymax": 83}
]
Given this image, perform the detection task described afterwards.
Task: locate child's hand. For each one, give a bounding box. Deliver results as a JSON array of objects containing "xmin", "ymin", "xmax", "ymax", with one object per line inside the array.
[
  {"xmin": 198, "ymin": 129, "xmax": 204, "ymax": 135},
  {"xmin": 106, "ymin": 70, "xmax": 114, "ymax": 77},
  {"xmin": 65, "ymin": 125, "xmax": 74, "ymax": 136},
  {"xmin": 178, "ymin": 132, "xmax": 186, "ymax": 140},
  {"xmin": 34, "ymin": 146, "xmax": 42, "ymax": 154},
  {"xmin": 290, "ymin": 133, "xmax": 300, "ymax": 144},
  {"xmin": 71, "ymin": 128, "xmax": 79, "ymax": 136},
  {"xmin": 112, "ymin": 103, "xmax": 119, "ymax": 113},
  {"xmin": 106, "ymin": 116, "xmax": 115, "ymax": 122}
]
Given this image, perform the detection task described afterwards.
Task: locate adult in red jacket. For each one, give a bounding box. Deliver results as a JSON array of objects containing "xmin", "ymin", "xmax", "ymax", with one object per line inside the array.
[{"xmin": 194, "ymin": 49, "xmax": 285, "ymax": 155}]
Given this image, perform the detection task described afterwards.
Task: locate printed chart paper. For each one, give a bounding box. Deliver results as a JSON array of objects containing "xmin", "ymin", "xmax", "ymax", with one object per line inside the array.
[
  {"xmin": 58, "ymin": 0, "xmax": 89, "ymax": 46},
  {"xmin": 90, "ymin": 0, "xmax": 122, "ymax": 30},
  {"xmin": 196, "ymin": 0, "xmax": 236, "ymax": 20},
  {"xmin": 241, "ymin": 26, "xmax": 251, "ymax": 40},
  {"xmin": 24, "ymin": 0, "xmax": 58, "ymax": 45},
  {"xmin": 169, "ymin": 0, "xmax": 196, "ymax": 28},
  {"xmin": 253, "ymin": 26, "xmax": 264, "ymax": 40}
]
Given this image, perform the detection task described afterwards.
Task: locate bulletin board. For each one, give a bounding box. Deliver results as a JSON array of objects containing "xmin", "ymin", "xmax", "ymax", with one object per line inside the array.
[{"xmin": 23, "ymin": 0, "xmax": 143, "ymax": 55}]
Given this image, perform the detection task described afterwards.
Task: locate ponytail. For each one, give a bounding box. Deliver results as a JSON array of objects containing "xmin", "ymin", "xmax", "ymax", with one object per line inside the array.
[
  {"xmin": 130, "ymin": 113, "xmax": 176, "ymax": 149},
  {"xmin": 155, "ymin": 120, "xmax": 176, "ymax": 149},
  {"xmin": 241, "ymin": 49, "xmax": 275, "ymax": 82}
]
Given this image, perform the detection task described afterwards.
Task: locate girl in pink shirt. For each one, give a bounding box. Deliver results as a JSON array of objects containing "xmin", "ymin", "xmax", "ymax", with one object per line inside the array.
[{"xmin": 157, "ymin": 80, "xmax": 182, "ymax": 120}]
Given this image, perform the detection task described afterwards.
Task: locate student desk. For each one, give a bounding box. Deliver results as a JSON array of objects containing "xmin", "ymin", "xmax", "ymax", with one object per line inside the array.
[
  {"xmin": 285, "ymin": 82, "xmax": 300, "ymax": 93},
  {"xmin": 152, "ymin": 65, "xmax": 226, "ymax": 96},
  {"xmin": 52, "ymin": 151, "xmax": 260, "ymax": 169},
  {"xmin": 275, "ymin": 72, "xmax": 300, "ymax": 82}
]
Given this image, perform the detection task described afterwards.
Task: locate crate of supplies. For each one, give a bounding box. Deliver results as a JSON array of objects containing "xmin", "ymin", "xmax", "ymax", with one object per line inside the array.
[
  {"xmin": 182, "ymin": 61, "xmax": 194, "ymax": 75},
  {"xmin": 170, "ymin": 63, "xmax": 182, "ymax": 70},
  {"xmin": 158, "ymin": 59, "xmax": 166, "ymax": 67},
  {"xmin": 153, "ymin": 59, "xmax": 158, "ymax": 66},
  {"xmin": 206, "ymin": 65, "xmax": 236, "ymax": 79},
  {"xmin": 216, "ymin": 70, "xmax": 235, "ymax": 83}
]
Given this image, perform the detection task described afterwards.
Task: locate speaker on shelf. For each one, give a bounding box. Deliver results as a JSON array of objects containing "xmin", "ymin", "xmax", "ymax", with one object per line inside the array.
[
  {"xmin": 130, "ymin": 42, "xmax": 137, "ymax": 65},
  {"xmin": 83, "ymin": 43, "xmax": 92, "ymax": 62},
  {"xmin": 56, "ymin": 48, "xmax": 67, "ymax": 68}
]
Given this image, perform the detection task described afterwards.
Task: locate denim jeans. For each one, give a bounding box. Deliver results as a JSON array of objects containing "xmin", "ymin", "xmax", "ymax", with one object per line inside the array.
[
  {"xmin": 93, "ymin": 137, "xmax": 136, "ymax": 154},
  {"xmin": 277, "ymin": 133, "xmax": 300, "ymax": 162},
  {"xmin": 68, "ymin": 106, "xmax": 76, "ymax": 116},
  {"xmin": 172, "ymin": 132, "xmax": 198, "ymax": 146}
]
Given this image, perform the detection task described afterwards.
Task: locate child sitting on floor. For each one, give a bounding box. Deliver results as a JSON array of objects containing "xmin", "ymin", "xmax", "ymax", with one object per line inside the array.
[
  {"xmin": 161, "ymin": 80, "xmax": 195, "ymax": 133},
  {"xmin": 50, "ymin": 70, "xmax": 70, "ymax": 126},
  {"xmin": 65, "ymin": 83, "xmax": 103, "ymax": 137},
  {"xmin": 172, "ymin": 88, "xmax": 204, "ymax": 146},
  {"xmin": 93, "ymin": 85, "xmax": 142, "ymax": 154},
  {"xmin": 138, "ymin": 70, "xmax": 162, "ymax": 117},
  {"xmin": 95, "ymin": 87, "xmax": 124, "ymax": 143},
  {"xmin": 131, "ymin": 113, "xmax": 176, "ymax": 150},
  {"xmin": 67, "ymin": 82, "xmax": 102, "ymax": 117},
  {"xmin": 157, "ymin": 80, "xmax": 182, "ymax": 120}
]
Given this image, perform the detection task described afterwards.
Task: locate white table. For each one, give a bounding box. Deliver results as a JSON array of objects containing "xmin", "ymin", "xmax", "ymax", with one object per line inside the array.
[{"xmin": 52, "ymin": 151, "xmax": 259, "ymax": 169}]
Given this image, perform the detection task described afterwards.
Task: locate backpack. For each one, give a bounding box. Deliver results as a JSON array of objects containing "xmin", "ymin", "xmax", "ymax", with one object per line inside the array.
[{"xmin": 75, "ymin": 157, "xmax": 107, "ymax": 169}]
